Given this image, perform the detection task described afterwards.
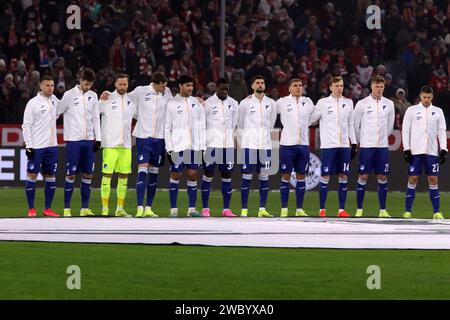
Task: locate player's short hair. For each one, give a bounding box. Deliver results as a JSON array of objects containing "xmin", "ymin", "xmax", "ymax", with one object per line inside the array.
[
  {"xmin": 80, "ymin": 68, "xmax": 95, "ymax": 82},
  {"xmin": 152, "ymin": 72, "xmax": 168, "ymax": 84},
  {"xmin": 251, "ymin": 75, "xmax": 265, "ymax": 84},
  {"xmin": 216, "ymin": 77, "xmax": 229, "ymax": 86},
  {"xmin": 288, "ymin": 78, "xmax": 302, "ymax": 87},
  {"xmin": 421, "ymin": 85, "xmax": 434, "ymax": 94},
  {"xmin": 178, "ymin": 74, "xmax": 195, "ymax": 85},
  {"xmin": 40, "ymin": 75, "xmax": 54, "ymax": 83},
  {"xmin": 370, "ymin": 75, "xmax": 385, "ymax": 84},
  {"xmin": 115, "ymin": 73, "xmax": 129, "ymax": 82},
  {"xmin": 329, "ymin": 76, "xmax": 343, "ymax": 86}
]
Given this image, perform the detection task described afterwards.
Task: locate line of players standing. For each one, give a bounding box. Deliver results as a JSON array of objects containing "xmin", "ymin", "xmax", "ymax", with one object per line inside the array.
[{"xmin": 21, "ymin": 69, "xmax": 448, "ymax": 219}]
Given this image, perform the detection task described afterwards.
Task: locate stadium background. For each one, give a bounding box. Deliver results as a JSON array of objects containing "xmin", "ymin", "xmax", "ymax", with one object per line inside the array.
[
  {"xmin": 1, "ymin": 0, "xmax": 450, "ymax": 303},
  {"xmin": 0, "ymin": 0, "xmax": 449, "ymax": 191}
]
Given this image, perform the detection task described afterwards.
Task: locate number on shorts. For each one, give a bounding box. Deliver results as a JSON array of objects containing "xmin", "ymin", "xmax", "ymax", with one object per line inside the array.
[
  {"xmin": 343, "ymin": 163, "xmax": 349, "ymax": 172},
  {"xmin": 432, "ymin": 163, "xmax": 439, "ymax": 173},
  {"xmin": 265, "ymin": 161, "xmax": 270, "ymax": 170},
  {"xmin": 384, "ymin": 163, "xmax": 389, "ymax": 172}
]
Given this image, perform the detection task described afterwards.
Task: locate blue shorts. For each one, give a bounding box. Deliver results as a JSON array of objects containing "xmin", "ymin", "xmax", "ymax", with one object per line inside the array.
[
  {"xmin": 408, "ymin": 154, "xmax": 440, "ymax": 176},
  {"xmin": 280, "ymin": 145, "xmax": 309, "ymax": 174},
  {"xmin": 136, "ymin": 137, "xmax": 165, "ymax": 167},
  {"xmin": 65, "ymin": 140, "xmax": 95, "ymax": 175},
  {"xmin": 27, "ymin": 146, "xmax": 58, "ymax": 175},
  {"xmin": 320, "ymin": 148, "xmax": 350, "ymax": 176},
  {"xmin": 358, "ymin": 147, "xmax": 389, "ymax": 175},
  {"xmin": 170, "ymin": 149, "xmax": 202, "ymax": 172},
  {"xmin": 203, "ymin": 147, "xmax": 235, "ymax": 173},
  {"xmin": 241, "ymin": 148, "xmax": 272, "ymax": 174}
]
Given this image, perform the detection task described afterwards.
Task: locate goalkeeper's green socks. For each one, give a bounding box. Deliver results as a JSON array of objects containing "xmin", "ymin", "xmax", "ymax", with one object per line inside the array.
[
  {"xmin": 116, "ymin": 177, "xmax": 128, "ymax": 211},
  {"xmin": 101, "ymin": 176, "xmax": 111, "ymax": 212}
]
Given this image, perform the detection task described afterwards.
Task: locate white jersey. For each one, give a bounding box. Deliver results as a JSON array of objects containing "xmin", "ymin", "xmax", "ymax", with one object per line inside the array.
[
  {"xmin": 237, "ymin": 94, "xmax": 277, "ymax": 150},
  {"xmin": 57, "ymin": 85, "xmax": 101, "ymax": 142},
  {"xmin": 277, "ymin": 94, "xmax": 315, "ymax": 146},
  {"xmin": 204, "ymin": 93, "xmax": 239, "ymax": 148},
  {"xmin": 402, "ymin": 103, "xmax": 447, "ymax": 156},
  {"xmin": 311, "ymin": 95, "xmax": 357, "ymax": 149},
  {"xmin": 164, "ymin": 94, "xmax": 206, "ymax": 152},
  {"xmin": 354, "ymin": 95, "xmax": 395, "ymax": 148},
  {"xmin": 22, "ymin": 92, "xmax": 59, "ymax": 149},
  {"xmin": 99, "ymin": 91, "xmax": 137, "ymax": 148},
  {"xmin": 131, "ymin": 83, "xmax": 172, "ymax": 139}
]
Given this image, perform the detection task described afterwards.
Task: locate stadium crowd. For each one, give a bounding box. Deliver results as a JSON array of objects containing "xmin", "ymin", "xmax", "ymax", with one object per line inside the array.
[{"xmin": 0, "ymin": 0, "xmax": 449, "ymax": 127}]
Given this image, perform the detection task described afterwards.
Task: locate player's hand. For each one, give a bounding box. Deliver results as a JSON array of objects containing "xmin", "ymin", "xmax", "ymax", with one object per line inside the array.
[
  {"xmin": 100, "ymin": 91, "xmax": 110, "ymax": 100},
  {"xmin": 403, "ymin": 150, "xmax": 413, "ymax": 164},
  {"xmin": 93, "ymin": 141, "xmax": 101, "ymax": 152},
  {"xmin": 26, "ymin": 148, "xmax": 35, "ymax": 159},
  {"xmin": 350, "ymin": 144, "xmax": 358, "ymax": 160},
  {"xmin": 439, "ymin": 149, "xmax": 447, "ymax": 165}
]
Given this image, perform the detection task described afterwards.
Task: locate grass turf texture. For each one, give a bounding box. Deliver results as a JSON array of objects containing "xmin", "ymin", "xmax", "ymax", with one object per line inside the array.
[
  {"xmin": 1, "ymin": 242, "xmax": 450, "ymax": 299},
  {"xmin": 1, "ymin": 188, "xmax": 449, "ymax": 300},
  {"xmin": 0, "ymin": 187, "xmax": 446, "ymax": 218}
]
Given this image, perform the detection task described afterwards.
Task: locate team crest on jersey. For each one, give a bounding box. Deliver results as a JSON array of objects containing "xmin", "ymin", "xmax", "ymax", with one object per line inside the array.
[
  {"xmin": 88, "ymin": 96, "xmax": 92, "ymax": 101},
  {"xmin": 342, "ymin": 104, "xmax": 346, "ymax": 108},
  {"xmin": 382, "ymin": 105, "xmax": 386, "ymax": 110},
  {"xmin": 302, "ymin": 102, "xmax": 306, "ymax": 106},
  {"xmin": 290, "ymin": 154, "xmax": 322, "ymax": 190},
  {"xmin": 127, "ymin": 101, "xmax": 131, "ymax": 105},
  {"xmin": 417, "ymin": 116, "xmax": 422, "ymax": 120},
  {"xmin": 265, "ymin": 105, "xmax": 269, "ymax": 109},
  {"xmin": 432, "ymin": 112, "xmax": 436, "ymax": 116},
  {"xmin": 192, "ymin": 104, "xmax": 195, "ymax": 108},
  {"xmin": 228, "ymin": 104, "xmax": 232, "ymax": 110}
]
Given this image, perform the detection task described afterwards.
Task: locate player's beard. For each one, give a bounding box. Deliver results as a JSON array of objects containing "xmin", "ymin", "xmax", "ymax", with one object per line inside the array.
[
  {"xmin": 117, "ymin": 88, "xmax": 127, "ymax": 95},
  {"xmin": 256, "ymin": 88, "xmax": 264, "ymax": 94}
]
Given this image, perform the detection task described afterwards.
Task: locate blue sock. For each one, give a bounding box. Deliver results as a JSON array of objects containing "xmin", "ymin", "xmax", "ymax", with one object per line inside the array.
[
  {"xmin": 259, "ymin": 175, "xmax": 269, "ymax": 208},
  {"xmin": 296, "ymin": 179, "xmax": 306, "ymax": 209},
  {"xmin": 136, "ymin": 169, "xmax": 148, "ymax": 207},
  {"xmin": 405, "ymin": 183, "xmax": 416, "ymax": 212},
  {"xmin": 356, "ymin": 178, "xmax": 366, "ymax": 210},
  {"xmin": 319, "ymin": 178, "xmax": 329, "ymax": 209},
  {"xmin": 187, "ymin": 180, "xmax": 198, "ymax": 208},
  {"xmin": 221, "ymin": 178, "xmax": 232, "ymax": 209},
  {"xmin": 146, "ymin": 172, "xmax": 158, "ymax": 207},
  {"xmin": 169, "ymin": 178, "xmax": 179, "ymax": 209},
  {"xmin": 201, "ymin": 175, "xmax": 212, "ymax": 209},
  {"xmin": 338, "ymin": 178, "xmax": 348, "ymax": 210},
  {"xmin": 64, "ymin": 177, "xmax": 74, "ymax": 209},
  {"xmin": 45, "ymin": 177, "xmax": 56, "ymax": 209},
  {"xmin": 280, "ymin": 179, "xmax": 290, "ymax": 208},
  {"xmin": 25, "ymin": 178, "xmax": 36, "ymax": 209},
  {"xmin": 241, "ymin": 174, "xmax": 251, "ymax": 209},
  {"xmin": 429, "ymin": 184, "xmax": 440, "ymax": 213},
  {"xmin": 80, "ymin": 178, "xmax": 92, "ymax": 208},
  {"xmin": 378, "ymin": 180, "xmax": 388, "ymax": 210}
]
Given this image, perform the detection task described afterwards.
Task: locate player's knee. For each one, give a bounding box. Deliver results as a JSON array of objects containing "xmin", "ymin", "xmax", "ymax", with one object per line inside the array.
[
  {"xmin": 320, "ymin": 176, "xmax": 330, "ymax": 184},
  {"xmin": 296, "ymin": 174, "xmax": 305, "ymax": 181},
  {"xmin": 103, "ymin": 173, "xmax": 113, "ymax": 178},
  {"xmin": 186, "ymin": 170, "xmax": 198, "ymax": 181},
  {"xmin": 27, "ymin": 173, "xmax": 38, "ymax": 180},
  {"xmin": 148, "ymin": 167, "xmax": 159, "ymax": 174},
  {"xmin": 118, "ymin": 173, "xmax": 128, "ymax": 179},
  {"xmin": 358, "ymin": 174, "xmax": 368, "ymax": 182},
  {"xmin": 170, "ymin": 172, "xmax": 181, "ymax": 181},
  {"xmin": 281, "ymin": 173, "xmax": 291, "ymax": 181},
  {"xmin": 204, "ymin": 170, "xmax": 214, "ymax": 178},
  {"xmin": 221, "ymin": 171, "xmax": 231, "ymax": 179},
  {"xmin": 82, "ymin": 173, "xmax": 93, "ymax": 180},
  {"xmin": 428, "ymin": 176, "xmax": 438, "ymax": 185},
  {"xmin": 377, "ymin": 175, "xmax": 387, "ymax": 183},
  {"xmin": 338, "ymin": 174, "xmax": 348, "ymax": 183},
  {"xmin": 408, "ymin": 176, "xmax": 418, "ymax": 185}
]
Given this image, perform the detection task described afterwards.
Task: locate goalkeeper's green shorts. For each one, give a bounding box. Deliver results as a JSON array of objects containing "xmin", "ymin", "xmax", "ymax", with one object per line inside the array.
[{"xmin": 102, "ymin": 147, "xmax": 132, "ymax": 174}]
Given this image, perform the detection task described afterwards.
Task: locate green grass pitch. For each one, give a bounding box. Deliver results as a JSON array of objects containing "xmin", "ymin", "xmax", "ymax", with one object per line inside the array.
[{"xmin": 1, "ymin": 187, "xmax": 450, "ymax": 299}]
